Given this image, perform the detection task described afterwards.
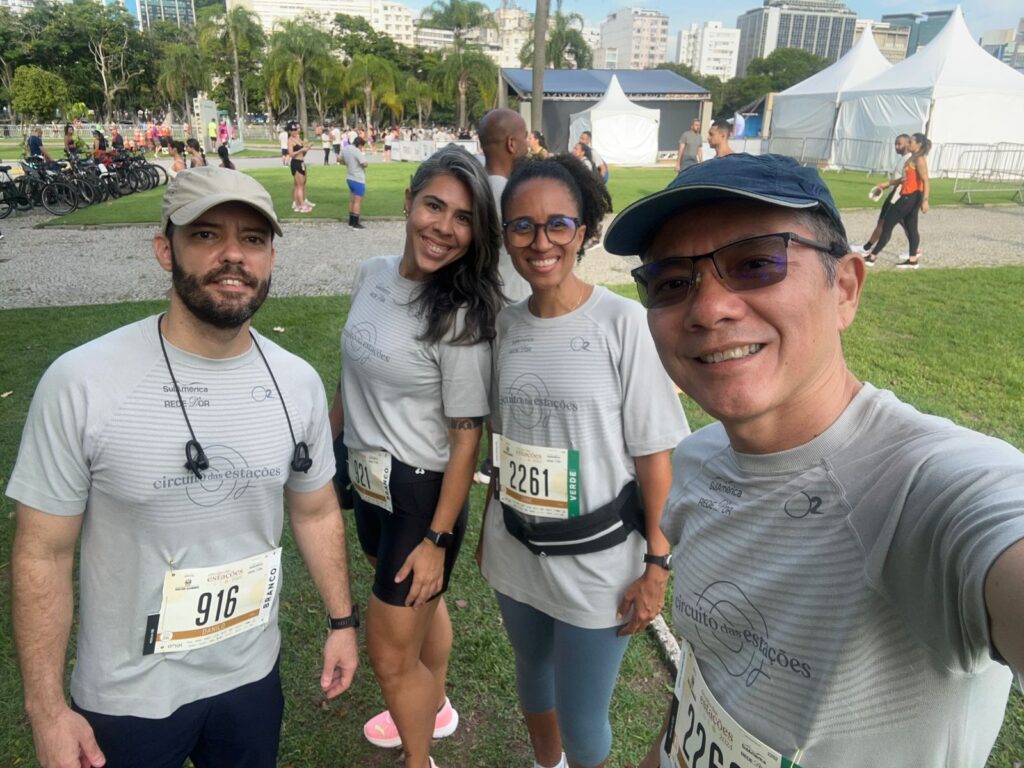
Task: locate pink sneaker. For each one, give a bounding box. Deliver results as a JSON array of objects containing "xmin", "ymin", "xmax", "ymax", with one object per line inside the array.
[{"xmin": 363, "ymin": 697, "xmax": 459, "ymax": 748}]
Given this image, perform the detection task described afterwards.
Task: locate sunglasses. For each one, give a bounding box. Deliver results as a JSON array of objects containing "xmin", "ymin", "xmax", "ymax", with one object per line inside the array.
[
  {"xmin": 503, "ymin": 215, "xmax": 581, "ymax": 248},
  {"xmin": 631, "ymin": 232, "xmax": 846, "ymax": 309}
]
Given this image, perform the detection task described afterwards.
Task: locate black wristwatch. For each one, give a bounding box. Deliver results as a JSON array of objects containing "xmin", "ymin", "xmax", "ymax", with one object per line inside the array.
[
  {"xmin": 643, "ymin": 552, "xmax": 673, "ymax": 571},
  {"xmin": 424, "ymin": 528, "xmax": 454, "ymax": 548},
  {"xmin": 328, "ymin": 605, "xmax": 360, "ymax": 630}
]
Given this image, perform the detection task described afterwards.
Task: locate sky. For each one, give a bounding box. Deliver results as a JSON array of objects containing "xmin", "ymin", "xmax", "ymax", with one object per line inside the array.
[{"xmin": 404, "ymin": 0, "xmax": 1022, "ymax": 58}]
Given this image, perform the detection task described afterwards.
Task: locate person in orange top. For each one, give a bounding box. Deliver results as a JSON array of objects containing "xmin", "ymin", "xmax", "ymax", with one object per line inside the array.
[{"xmin": 865, "ymin": 132, "xmax": 930, "ymax": 269}]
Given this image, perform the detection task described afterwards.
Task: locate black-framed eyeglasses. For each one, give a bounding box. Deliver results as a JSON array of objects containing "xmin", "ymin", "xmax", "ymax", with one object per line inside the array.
[
  {"xmin": 631, "ymin": 232, "xmax": 847, "ymax": 309},
  {"xmin": 503, "ymin": 215, "xmax": 581, "ymax": 248}
]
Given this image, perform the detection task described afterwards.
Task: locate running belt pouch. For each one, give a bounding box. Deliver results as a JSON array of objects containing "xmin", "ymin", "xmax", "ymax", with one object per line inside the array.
[
  {"xmin": 333, "ymin": 432, "xmax": 353, "ymax": 510},
  {"xmin": 501, "ymin": 482, "xmax": 644, "ymax": 556}
]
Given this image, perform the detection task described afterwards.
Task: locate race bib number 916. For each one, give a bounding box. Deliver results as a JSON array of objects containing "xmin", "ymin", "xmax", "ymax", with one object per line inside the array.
[{"xmin": 144, "ymin": 548, "xmax": 282, "ymax": 655}]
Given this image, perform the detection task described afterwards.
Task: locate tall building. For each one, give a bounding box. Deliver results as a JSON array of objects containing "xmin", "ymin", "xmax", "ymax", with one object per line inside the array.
[
  {"xmin": 598, "ymin": 8, "xmax": 669, "ymax": 70},
  {"xmin": 676, "ymin": 21, "xmax": 740, "ymax": 79},
  {"xmin": 0, "ymin": 0, "xmax": 36, "ymax": 13},
  {"xmin": 736, "ymin": 0, "xmax": 856, "ymax": 76},
  {"xmin": 482, "ymin": 4, "xmax": 532, "ymax": 68},
  {"xmin": 880, "ymin": 9, "xmax": 953, "ymax": 54},
  {"xmin": 979, "ymin": 22, "xmax": 1024, "ymax": 73},
  {"xmin": 853, "ymin": 19, "xmax": 910, "ymax": 63},
  {"xmin": 136, "ymin": 0, "xmax": 196, "ymax": 29}
]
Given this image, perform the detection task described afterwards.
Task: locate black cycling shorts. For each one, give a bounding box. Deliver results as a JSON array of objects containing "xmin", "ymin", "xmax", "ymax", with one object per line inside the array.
[
  {"xmin": 353, "ymin": 458, "xmax": 468, "ymax": 607},
  {"xmin": 290, "ymin": 158, "xmax": 305, "ymax": 176}
]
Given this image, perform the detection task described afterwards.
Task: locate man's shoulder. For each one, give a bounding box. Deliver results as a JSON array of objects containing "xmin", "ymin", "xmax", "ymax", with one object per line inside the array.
[{"xmin": 53, "ymin": 317, "xmax": 155, "ymax": 371}]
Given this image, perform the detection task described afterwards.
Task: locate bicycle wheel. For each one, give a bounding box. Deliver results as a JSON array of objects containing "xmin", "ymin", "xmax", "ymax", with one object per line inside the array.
[
  {"xmin": 41, "ymin": 181, "xmax": 78, "ymax": 216},
  {"xmin": 14, "ymin": 177, "xmax": 34, "ymax": 210},
  {"xmin": 116, "ymin": 171, "xmax": 133, "ymax": 195},
  {"xmin": 74, "ymin": 177, "xmax": 100, "ymax": 207},
  {"xmin": 0, "ymin": 191, "xmax": 12, "ymax": 219},
  {"xmin": 148, "ymin": 162, "xmax": 170, "ymax": 186}
]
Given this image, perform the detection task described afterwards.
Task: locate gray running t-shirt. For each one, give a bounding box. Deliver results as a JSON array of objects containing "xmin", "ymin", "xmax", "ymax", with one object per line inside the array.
[
  {"xmin": 678, "ymin": 129, "xmax": 702, "ymax": 164},
  {"xmin": 481, "ymin": 288, "xmax": 688, "ymax": 628},
  {"xmin": 342, "ymin": 145, "xmax": 366, "ymax": 182},
  {"xmin": 6, "ymin": 317, "xmax": 335, "ymax": 717},
  {"xmin": 341, "ymin": 255, "xmax": 491, "ymax": 470},
  {"xmin": 489, "ymin": 174, "xmax": 532, "ymax": 304},
  {"xmin": 662, "ymin": 384, "xmax": 1024, "ymax": 767}
]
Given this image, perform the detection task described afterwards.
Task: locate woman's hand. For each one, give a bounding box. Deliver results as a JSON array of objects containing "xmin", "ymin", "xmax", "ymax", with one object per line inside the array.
[
  {"xmin": 922, "ymin": 199, "xmax": 929, "ymax": 214},
  {"xmin": 617, "ymin": 566, "xmax": 670, "ymax": 636},
  {"xmin": 395, "ymin": 540, "xmax": 446, "ymax": 607}
]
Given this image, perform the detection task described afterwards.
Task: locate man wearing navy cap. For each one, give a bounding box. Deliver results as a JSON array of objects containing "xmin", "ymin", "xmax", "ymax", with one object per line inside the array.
[{"xmin": 604, "ymin": 154, "xmax": 1024, "ymax": 768}]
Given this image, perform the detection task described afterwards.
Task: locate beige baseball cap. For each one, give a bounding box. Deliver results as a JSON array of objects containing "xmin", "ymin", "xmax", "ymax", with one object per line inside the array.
[{"xmin": 160, "ymin": 166, "xmax": 283, "ymax": 237}]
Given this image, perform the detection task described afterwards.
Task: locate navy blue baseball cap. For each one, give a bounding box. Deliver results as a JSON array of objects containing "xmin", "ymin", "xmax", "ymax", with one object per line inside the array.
[{"xmin": 604, "ymin": 153, "xmax": 846, "ymax": 256}]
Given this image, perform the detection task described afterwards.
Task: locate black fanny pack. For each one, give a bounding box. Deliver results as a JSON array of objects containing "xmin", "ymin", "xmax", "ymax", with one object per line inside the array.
[{"xmin": 501, "ymin": 481, "xmax": 644, "ymax": 557}]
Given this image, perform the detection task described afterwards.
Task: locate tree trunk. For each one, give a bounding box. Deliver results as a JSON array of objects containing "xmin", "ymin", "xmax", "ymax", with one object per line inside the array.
[
  {"xmin": 298, "ymin": 76, "xmax": 308, "ymax": 139},
  {"xmin": 229, "ymin": 26, "xmax": 245, "ymax": 142},
  {"xmin": 364, "ymin": 85, "xmax": 372, "ymax": 130},
  {"xmin": 531, "ymin": 0, "xmax": 549, "ymax": 132},
  {"xmin": 458, "ymin": 78, "xmax": 467, "ymax": 131}
]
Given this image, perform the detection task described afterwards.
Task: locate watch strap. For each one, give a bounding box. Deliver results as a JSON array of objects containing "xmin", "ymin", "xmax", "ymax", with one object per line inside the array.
[
  {"xmin": 328, "ymin": 605, "xmax": 360, "ymax": 630},
  {"xmin": 643, "ymin": 552, "xmax": 672, "ymax": 570}
]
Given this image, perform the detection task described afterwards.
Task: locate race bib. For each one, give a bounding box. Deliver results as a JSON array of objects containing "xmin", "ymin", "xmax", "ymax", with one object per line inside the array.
[
  {"xmin": 661, "ymin": 639, "xmax": 803, "ymax": 768},
  {"xmin": 494, "ymin": 435, "xmax": 580, "ymax": 520},
  {"xmin": 348, "ymin": 448, "xmax": 393, "ymax": 513},
  {"xmin": 143, "ymin": 548, "xmax": 282, "ymax": 655}
]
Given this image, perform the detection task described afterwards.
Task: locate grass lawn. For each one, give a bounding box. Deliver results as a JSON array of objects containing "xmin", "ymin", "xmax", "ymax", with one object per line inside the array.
[
  {"xmin": 40, "ymin": 164, "xmax": 1024, "ymax": 229},
  {"xmin": 1, "ymin": 267, "xmax": 1023, "ymax": 765}
]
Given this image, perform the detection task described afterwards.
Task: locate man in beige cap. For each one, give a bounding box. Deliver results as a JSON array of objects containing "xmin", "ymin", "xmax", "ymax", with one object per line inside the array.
[{"xmin": 8, "ymin": 167, "xmax": 359, "ymax": 768}]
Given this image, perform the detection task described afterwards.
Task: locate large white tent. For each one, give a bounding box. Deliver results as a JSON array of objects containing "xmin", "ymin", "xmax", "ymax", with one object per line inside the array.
[
  {"xmin": 769, "ymin": 26, "xmax": 891, "ymax": 163},
  {"xmin": 569, "ymin": 76, "xmax": 661, "ymax": 164},
  {"xmin": 833, "ymin": 6, "xmax": 1024, "ymax": 173}
]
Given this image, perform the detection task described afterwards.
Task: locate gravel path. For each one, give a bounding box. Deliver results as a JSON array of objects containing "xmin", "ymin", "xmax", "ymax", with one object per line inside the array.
[{"xmin": 1, "ymin": 204, "xmax": 1021, "ymax": 309}]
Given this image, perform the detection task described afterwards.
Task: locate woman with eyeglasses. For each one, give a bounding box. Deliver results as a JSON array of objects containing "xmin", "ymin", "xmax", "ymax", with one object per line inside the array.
[
  {"xmin": 329, "ymin": 144, "xmax": 504, "ymax": 768},
  {"xmin": 478, "ymin": 155, "xmax": 688, "ymax": 768}
]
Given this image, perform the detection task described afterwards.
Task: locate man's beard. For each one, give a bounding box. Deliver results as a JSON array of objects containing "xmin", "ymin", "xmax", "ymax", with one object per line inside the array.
[{"xmin": 171, "ymin": 251, "xmax": 271, "ymax": 329}]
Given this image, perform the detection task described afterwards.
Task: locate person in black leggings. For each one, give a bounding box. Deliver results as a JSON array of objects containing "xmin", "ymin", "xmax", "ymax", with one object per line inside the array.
[{"xmin": 867, "ymin": 133, "xmax": 930, "ymax": 269}]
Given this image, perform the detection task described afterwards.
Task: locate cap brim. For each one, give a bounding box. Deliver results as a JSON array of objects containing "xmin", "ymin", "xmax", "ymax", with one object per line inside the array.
[
  {"xmin": 604, "ymin": 185, "xmax": 820, "ymax": 257},
  {"xmin": 169, "ymin": 194, "xmax": 284, "ymax": 237}
]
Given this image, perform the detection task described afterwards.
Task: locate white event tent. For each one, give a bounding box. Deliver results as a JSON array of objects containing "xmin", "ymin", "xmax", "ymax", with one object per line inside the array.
[
  {"xmin": 833, "ymin": 6, "xmax": 1024, "ymax": 173},
  {"xmin": 769, "ymin": 25, "xmax": 891, "ymax": 163},
  {"xmin": 569, "ymin": 76, "xmax": 661, "ymax": 164}
]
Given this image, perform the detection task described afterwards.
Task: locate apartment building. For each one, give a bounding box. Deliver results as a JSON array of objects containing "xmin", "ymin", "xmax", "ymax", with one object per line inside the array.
[
  {"xmin": 736, "ymin": 0, "xmax": 856, "ymax": 76},
  {"xmin": 852, "ymin": 19, "xmax": 910, "ymax": 63},
  {"xmin": 676, "ymin": 21, "xmax": 740, "ymax": 79},
  {"xmin": 598, "ymin": 8, "xmax": 669, "ymax": 70}
]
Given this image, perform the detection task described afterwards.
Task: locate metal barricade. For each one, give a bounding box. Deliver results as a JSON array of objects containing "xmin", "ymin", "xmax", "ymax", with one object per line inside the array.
[{"xmin": 949, "ymin": 144, "xmax": 1024, "ymax": 204}]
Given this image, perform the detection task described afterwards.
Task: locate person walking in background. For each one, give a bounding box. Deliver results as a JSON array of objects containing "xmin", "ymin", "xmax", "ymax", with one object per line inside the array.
[
  {"xmin": 331, "ymin": 123, "xmax": 343, "ymax": 164},
  {"xmin": 321, "ymin": 125, "xmax": 332, "ymax": 166},
  {"xmin": 527, "ymin": 130, "xmax": 551, "ymax": 159},
  {"xmin": 854, "ymin": 134, "xmax": 912, "ymax": 263},
  {"xmin": 287, "ymin": 122, "xmax": 314, "ymax": 214},
  {"xmin": 186, "ymin": 138, "xmax": 208, "ymax": 168},
  {"xmin": 707, "ymin": 119, "xmax": 734, "ymax": 158},
  {"xmin": 217, "ymin": 119, "xmax": 229, "ymax": 147},
  {"xmin": 207, "ymin": 118, "xmax": 218, "ymax": 152},
  {"xmin": 341, "ymin": 136, "xmax": 368, "ymax": 229},
  {"xmin": 580, "ymin": 131, "xmax": 608, "ymax": 183},
  {"xmin": 675, "ymin": 118, "xmax": 703, "ymax": 172},
  {"xmin": 330, "ymin": 145, "xmax": 504, "ymax": 768},
  {"xmin": 168, "ymin": 140, "xmax": 188, "ymax": 177},
  {"xmin": 279, "ymin": 125, "xmax": 290, "ymax": 165},
  {"xmin": 865, "ymin": 132, "xmax": 930, "ymax": 269},
  {"xmin": 217, "ymin": 143, "xmax": 236, "ymax": 170}
]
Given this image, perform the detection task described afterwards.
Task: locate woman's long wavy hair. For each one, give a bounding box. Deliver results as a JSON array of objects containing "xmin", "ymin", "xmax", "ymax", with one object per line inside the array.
[{"xmin": 408, "ymin": 144, "xmax": 504, "ymax": 345}]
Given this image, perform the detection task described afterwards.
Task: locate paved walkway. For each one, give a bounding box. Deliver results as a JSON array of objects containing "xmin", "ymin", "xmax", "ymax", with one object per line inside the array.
[{"xmin": 1, "ymin": 202, "xmax": 1021, "ymax": 309}]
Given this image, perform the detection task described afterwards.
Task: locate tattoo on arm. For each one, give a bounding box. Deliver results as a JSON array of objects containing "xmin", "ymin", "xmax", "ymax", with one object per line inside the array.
[{"xmin": 448, "ymin": 416, "xmax": 483, "ymax": 431}]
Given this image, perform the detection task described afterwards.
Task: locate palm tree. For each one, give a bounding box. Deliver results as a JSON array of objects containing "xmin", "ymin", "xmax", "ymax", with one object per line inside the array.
[
  {"xmin": 157, "ymin": 43, "xmax": 207, "ymax": 126},
  {"xmin": 308, "ymin": 55, "xmax": 345, "ymax": 128},
  {"xmin": 519, "ymin": 1, "xmax": 592, "ymax": 69},
  {"xmin": 265, "ymin": 18, "xmax": 333, "ymax": 138},
  {"xmin": 198, "ymin": 6, "xmax": 264, "ymax": 141},
  {"xmin": 405, "ymin": 76, "xmax": 434, "ymax": 128},
  {"xmin": 342, "ymin": 53, "xmax": 399, "ymax": 130},
  {"xmin": 433, "ymin": 47, "xmax": 496, "ymax": 131},
  {"xmin": 419, "ymin": 0, "xmax": 492, "ymax": 52},
  {"xmin": 531, "ymin": 0, "xmax": 549, "ymax": 132}
]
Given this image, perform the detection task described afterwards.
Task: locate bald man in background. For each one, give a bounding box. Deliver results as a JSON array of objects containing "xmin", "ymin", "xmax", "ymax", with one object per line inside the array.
[{"xmin": 479, "ymin": 108, "xmax": 532, "ymax": 303}]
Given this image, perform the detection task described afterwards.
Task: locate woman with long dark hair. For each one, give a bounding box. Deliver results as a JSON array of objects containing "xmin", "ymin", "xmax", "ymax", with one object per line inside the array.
[
  {"xmin": 528, "ymin": 130, "xmax": 551, "ymax": 159},
  {"xmin": 286, "ymin": 122, "xmax": 313, "ymax": 213},
  {"xmin": 479, "ymin": 155, "xmax": 687, "ymax": 768},
  {"xmin": 185, "ymin": 137, "xmax": 207, "ymax": 168},
  {"xmin": 866, "ymin": 132, "xmax": 930, "ymax": 269},
  {"xmin": 330, "ymin": 144, "xmax": 504, "ymax": 768}
]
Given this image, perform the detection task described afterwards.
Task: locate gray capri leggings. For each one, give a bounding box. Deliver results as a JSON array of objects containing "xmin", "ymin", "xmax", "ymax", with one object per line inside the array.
[{"xmin": 496, "ymin": 592, "xmax": 631, "ymax": 767}]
